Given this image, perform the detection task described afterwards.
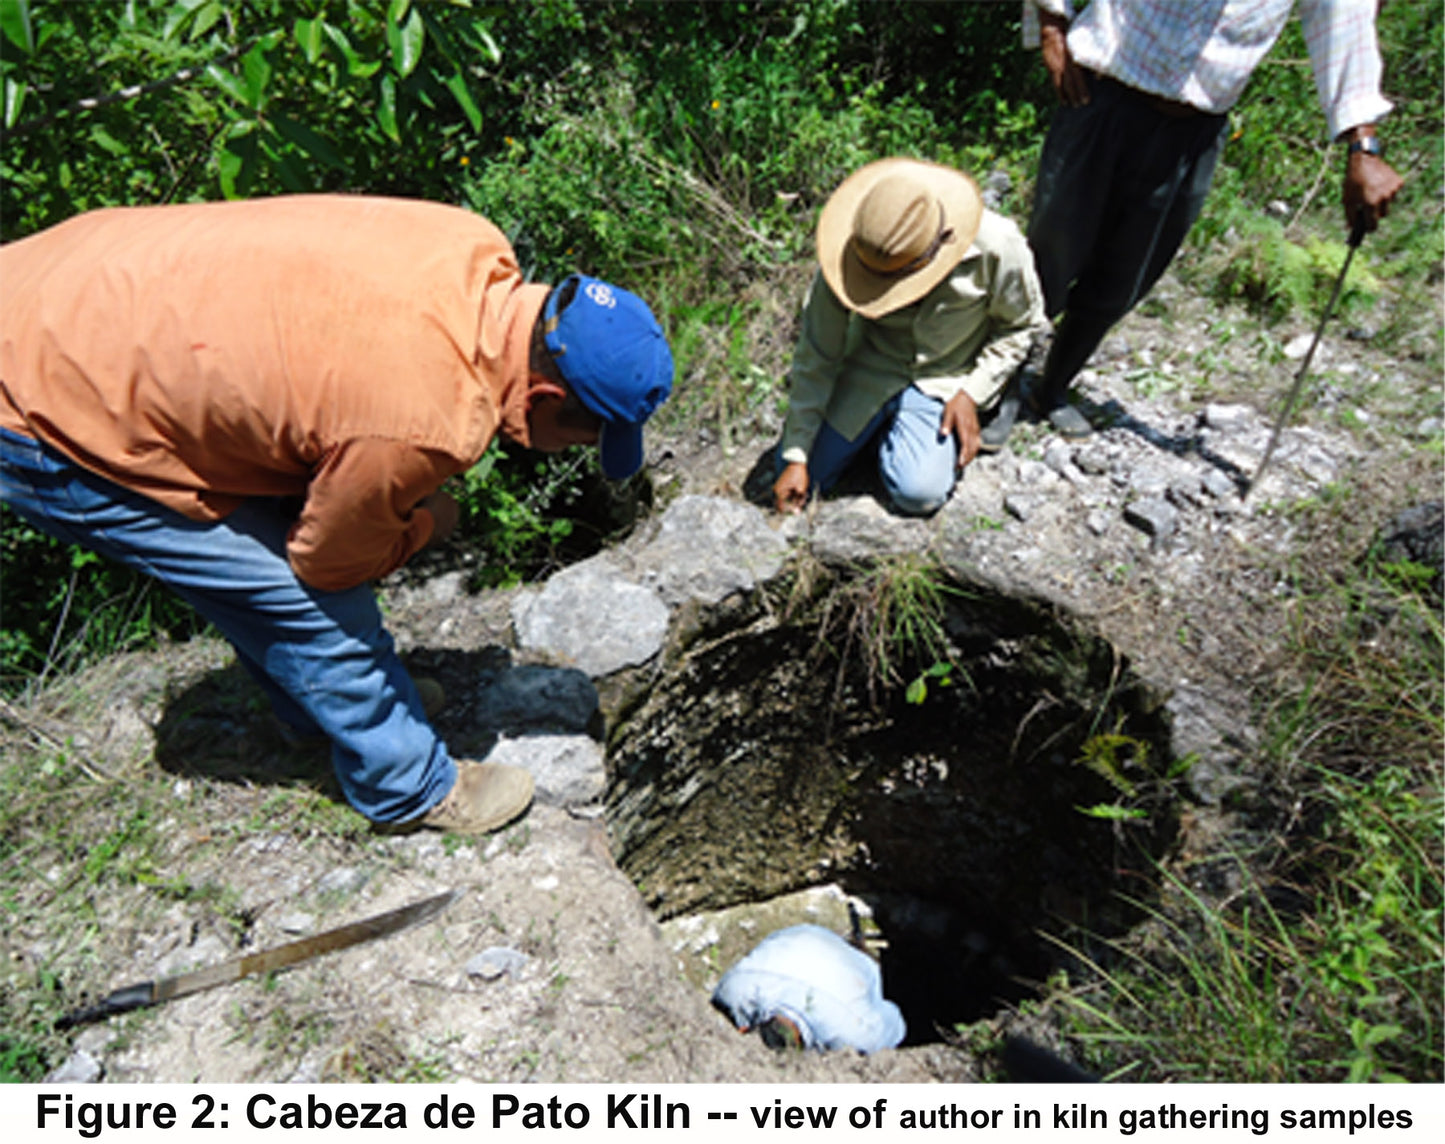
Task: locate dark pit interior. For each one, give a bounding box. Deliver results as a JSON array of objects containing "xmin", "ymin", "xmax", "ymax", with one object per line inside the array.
[{"xmin": 606, "ymin": 568, "xmax": 1181, "ymax": 1044}]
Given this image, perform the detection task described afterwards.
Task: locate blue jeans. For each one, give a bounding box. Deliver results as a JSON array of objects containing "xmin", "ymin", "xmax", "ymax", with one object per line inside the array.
[
  {"xmin": 797, "ymin": 385, "xmax": 959, "ymax": 516},
  {"xmin": 0, "ymin": 427, "xmax": 454, "ymax": 822}
]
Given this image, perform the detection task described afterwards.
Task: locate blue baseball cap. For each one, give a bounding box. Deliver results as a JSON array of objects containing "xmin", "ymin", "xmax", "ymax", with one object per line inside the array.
[{"xmin": 542, "ymin": 274, "xmax": 674, "ymax": 480}]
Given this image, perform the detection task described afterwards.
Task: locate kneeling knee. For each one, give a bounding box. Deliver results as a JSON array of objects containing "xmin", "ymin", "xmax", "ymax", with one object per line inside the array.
[{"xmin": 884, "ymin": 474, "xmax": 953, "ymax": 517}]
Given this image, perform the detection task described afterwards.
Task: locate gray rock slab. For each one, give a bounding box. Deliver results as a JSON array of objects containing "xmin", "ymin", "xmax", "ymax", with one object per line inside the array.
[
  {"xmin": 474, "ymin": 663, "xmax": 599, "ymax": 736},
  {"xmin": 1202, "ymin": 403, "xmax": 1257, "ymax": 432},
  {"xmin": 1124, "ymin": 497, "xmax": 1179, "ymax": 540},
  {"xmin": 511, "ymin": 556, "xmax": 669, "ymax": 678},
  {"xmin": 1005, "ymin": 492, "xmax": 1047, "ymax": 523},
  {"xmin": 1042, "ymin": 440, "xmax": 1075, "ymax": 474},
  {"xmin": 275, "ymin": 911, "xmax": 316, "ymax": 935},
  {"xmin": 628, "ymin": 495, "xmax": 789, "ymax": 606},
  {"xmin": 1202, "ymin": 468, "xmax": 1238, "ymax": 499},
  {"xmin": 1129, "ymin": 462, "xmax": 1173, "ymax": 498},
  {"xmin": 1166, "ymin": 686, "xmax": 1257, "ymax": 806},
  {"xmin": 1017, "ymin": 458, "xmax": 1061, "ymax": 488},
  {"xmin": 1290, "ymin": 444, "xmax": 1340, "ymax": 484},
  {"xmin": 45, "ymin": 1050, "xmax": 103, "ymax": 1084},
  {"xmin": 805, "ymin": 497, "xmax": 932, "ymax": 564},
  {"xmin": 155, "ymin": 933, "xmax": 231, "ymax": 979},
  {"xmin": 466, "ymin": 946, "xmax": 529, "ymax": 981},
  {"xmin": 1167, "ymin": 472, "xmax": 1207, "ymax": 508},
  {"xmin": 486, "ymin": 733, "xmax": 606, "ymax": 807},
  {"xmin": 1072, "ymin": 441, "xmax": 1115, "ymax": 476}
]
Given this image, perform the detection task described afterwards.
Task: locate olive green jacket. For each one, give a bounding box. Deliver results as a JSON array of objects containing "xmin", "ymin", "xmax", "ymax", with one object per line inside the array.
[{"xmin": 779, "ymin": 209, "xmax": 1045, "ymax": 465}]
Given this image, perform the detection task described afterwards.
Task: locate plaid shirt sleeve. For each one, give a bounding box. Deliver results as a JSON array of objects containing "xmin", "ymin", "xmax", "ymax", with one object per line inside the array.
[
  {"xmin": 1299, "ymin": 0, "xmax": 1394, "ymax": 139},
  {"xmin": 1022, "ymin": 1, "xmax": 1391, "ymax": 137}
]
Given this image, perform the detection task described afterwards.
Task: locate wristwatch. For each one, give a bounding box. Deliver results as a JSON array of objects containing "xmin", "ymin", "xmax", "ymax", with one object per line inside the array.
[{"xmin": 1346, "ymin": 134, "xmax": 1386, "ymax": 158}]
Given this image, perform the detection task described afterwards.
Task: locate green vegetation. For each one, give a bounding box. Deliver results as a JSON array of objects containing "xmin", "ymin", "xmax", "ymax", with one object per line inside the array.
[
  {"xmin": 1039, "ymin": 512, "xmax": 1443, "ymax": 1084},
  {"xmin": 1071, "ymin": 723, "xmax": 1196, "ymax": 825},
  {"xmin": 1210, "ymin": 217, "xmax": 1382, "ymax": 321},
  {"xmin": 1, "ymin": 0, "xmax": 1441, "ymax": 1084}
]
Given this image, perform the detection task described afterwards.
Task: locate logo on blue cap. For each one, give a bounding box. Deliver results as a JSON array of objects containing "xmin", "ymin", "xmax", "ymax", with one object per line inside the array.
[{"xmin": 543, "ymin": 274, "xmax": 674, "ymax": 480}]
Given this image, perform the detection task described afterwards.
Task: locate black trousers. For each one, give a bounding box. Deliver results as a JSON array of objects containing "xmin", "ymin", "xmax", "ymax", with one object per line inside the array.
[{"xmin": 1028, "ymin": 74, "xmax": 1229, "ymax": 401}]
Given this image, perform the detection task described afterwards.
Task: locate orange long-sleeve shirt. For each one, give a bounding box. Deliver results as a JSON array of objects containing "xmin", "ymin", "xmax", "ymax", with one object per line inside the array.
[{"xmin": 0, "ymin": 195, "xmax": 544, "ymax": 591}]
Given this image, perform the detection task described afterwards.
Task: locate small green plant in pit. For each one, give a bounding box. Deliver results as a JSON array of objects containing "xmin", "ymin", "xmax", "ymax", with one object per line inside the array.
[
  {"xmin": 1077, "ymin": 725, "xmax": 1151, "ymax": 797},
  {"xmin": 905, "ymin": 660, "xmax": 956, "ymax": 706},
  {"xmin": 1070, "ymin": 722, "xmax": 1193, "ymax": 824}
]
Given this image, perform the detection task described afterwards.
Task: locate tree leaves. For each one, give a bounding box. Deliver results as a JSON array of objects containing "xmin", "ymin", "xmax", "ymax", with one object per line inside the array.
[
  {"xmin": 0, "ymin": 0, "xmax": 34, "ymax": 55},
  {"xmin": 293, "ymin": 16, "xmax": 325, "ymax": 66},
  {"xmin": 0, "ymin": 3, "xmax": 572, "ymax": 227},
  {"xmin": 385, "ymin": 4, "xmax": 425, "ymax": 80}
]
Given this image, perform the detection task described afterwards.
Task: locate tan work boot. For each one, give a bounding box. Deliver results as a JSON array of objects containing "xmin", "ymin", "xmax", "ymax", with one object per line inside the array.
[{"xmin": 419, "ymin": 760, "xmax": 534, "ymax": 834}]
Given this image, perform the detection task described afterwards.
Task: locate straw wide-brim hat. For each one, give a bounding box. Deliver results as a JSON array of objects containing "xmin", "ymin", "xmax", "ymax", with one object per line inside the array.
[{"xmin": 817, "ymin": 157, "xmax": 982, "ymax": 319}]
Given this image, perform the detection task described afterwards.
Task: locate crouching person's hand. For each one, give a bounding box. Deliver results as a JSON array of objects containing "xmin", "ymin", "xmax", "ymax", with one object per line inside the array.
[
  {"xmin": 942, "ymin": 391, "xmax": 981, "ymax": 470},
  {"xmin": 419, "ymin": 491, "xmax": 459, "ymax": 547},
  {"xmin": 773, "ymin": 462, "xmax": 810, "ymax": 514}
]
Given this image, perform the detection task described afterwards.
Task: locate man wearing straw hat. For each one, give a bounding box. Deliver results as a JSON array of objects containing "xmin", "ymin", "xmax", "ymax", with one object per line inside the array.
[{"xmin": 773, "ymin": 157, "xmax": 1045, "ymax": 516}]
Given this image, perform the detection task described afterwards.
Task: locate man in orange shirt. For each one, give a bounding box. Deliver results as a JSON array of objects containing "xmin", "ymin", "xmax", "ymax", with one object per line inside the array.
[{"xmin": 1, "ymin": 195, "xmax": 673, "ymax": 833}]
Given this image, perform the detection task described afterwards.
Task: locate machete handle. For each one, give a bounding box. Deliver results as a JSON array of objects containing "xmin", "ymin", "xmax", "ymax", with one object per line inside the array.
[
  {"xmin": 1349, "ymin": 208, "xmax": 1368, "ymax": 248},
  {"xmin": 55, "ymin": 982, "xmax": 155, "ymax": 1030}
]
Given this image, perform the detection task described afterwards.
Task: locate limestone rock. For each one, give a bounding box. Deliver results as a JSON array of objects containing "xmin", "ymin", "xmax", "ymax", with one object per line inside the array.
[
  {"xmin": 628, "ymin": 494, "xmax": 789, "ymax": 606},
  {"xmin": 486, "ymin": 733, "xmax": 606, "ymax": 807},
  {"xmin": 511, "ymin": 556, "xmax": 669, "ymax": 677},
  {"xmin": 474, "ymin": 663, "xmax": 599, "ymax": 736}
]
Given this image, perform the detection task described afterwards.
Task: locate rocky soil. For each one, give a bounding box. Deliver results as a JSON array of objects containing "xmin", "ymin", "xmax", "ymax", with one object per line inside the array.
[{"xmin": 10, "ymin": 280, "xmax": 1441, "ymax": 1086}]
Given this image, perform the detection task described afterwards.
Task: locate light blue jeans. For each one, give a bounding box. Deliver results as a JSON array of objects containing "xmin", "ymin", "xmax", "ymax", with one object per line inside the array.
[
  {"xmin": 796, "ymin": 385, "xmax": 959, "ymax": 516},
  {"xmin": 0, "ymin": 427, "xmax": 454, "ymax": 822}
]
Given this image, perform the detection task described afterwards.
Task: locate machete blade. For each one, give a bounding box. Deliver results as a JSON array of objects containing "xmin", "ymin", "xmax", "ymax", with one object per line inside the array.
[{"xmin": 57, "ymin": 887, "xmax": 463, "ymax": 1029}]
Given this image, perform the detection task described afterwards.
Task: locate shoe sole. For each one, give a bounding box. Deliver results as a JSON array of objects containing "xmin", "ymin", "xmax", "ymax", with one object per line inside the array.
[
  {"xmin": 376, "ymin": 795, "xmax": 533, "ymax": 837},
  {"xmin": 424, "ymin": 802, "xmax": 532, "ymax": 835}
]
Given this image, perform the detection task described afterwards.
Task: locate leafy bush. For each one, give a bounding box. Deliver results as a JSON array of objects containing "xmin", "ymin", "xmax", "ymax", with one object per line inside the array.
[
  {"xmin": 1209, "ymin": 217, "xmax": 1382, "ymax": 321},
  {"xmin": 451, "ymin": 443, "xmax": 585, "ymax": 589}
]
